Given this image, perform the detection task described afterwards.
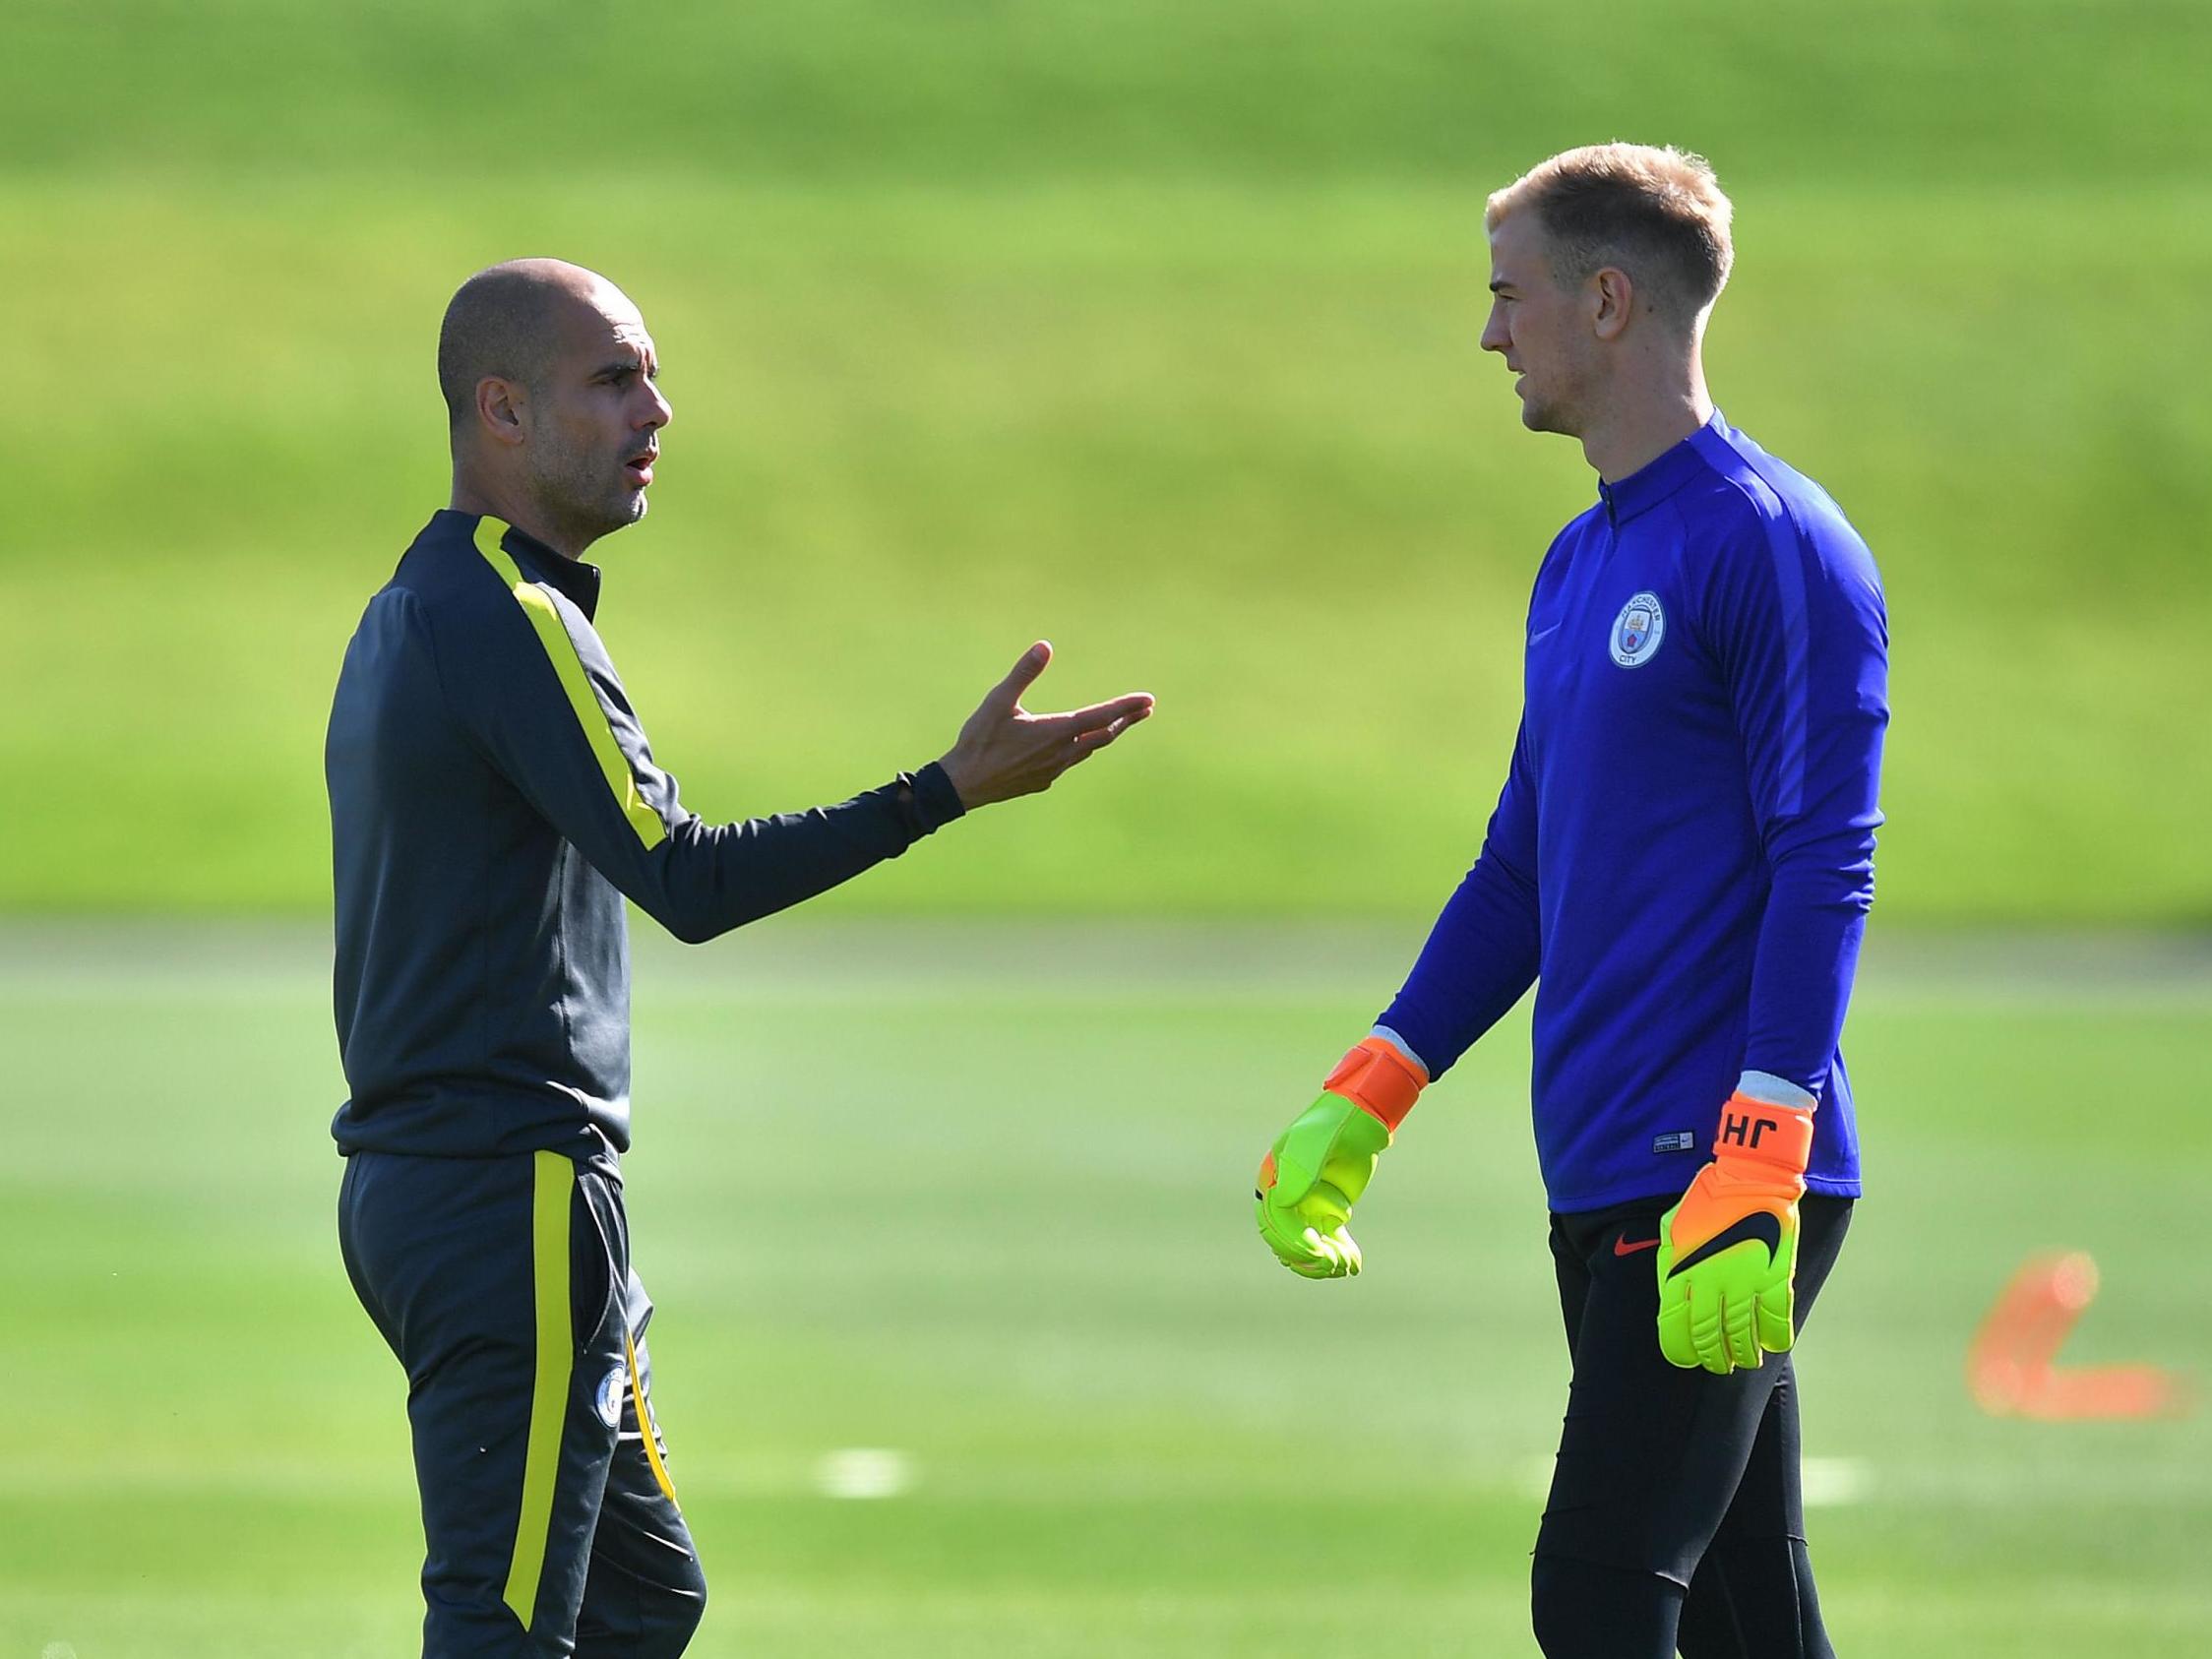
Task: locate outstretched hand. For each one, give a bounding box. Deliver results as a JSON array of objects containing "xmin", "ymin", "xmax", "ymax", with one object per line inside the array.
[{"xmin": 937, "ymin": 642, "xmax": 1153, "ymax": 809}]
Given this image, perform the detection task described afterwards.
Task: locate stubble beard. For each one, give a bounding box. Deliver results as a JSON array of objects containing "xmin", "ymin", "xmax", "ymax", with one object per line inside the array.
[
  {"xmin": 1520, "ymin": 394, "xmax": 1566, "ymax": 436},
  {"xmin": 1517, "ymin": 380, "xmax": 1586, "ymax": 442},
  {"xmin": 526, "ymin": 436, "xmax": 644, "ymax": 552}
]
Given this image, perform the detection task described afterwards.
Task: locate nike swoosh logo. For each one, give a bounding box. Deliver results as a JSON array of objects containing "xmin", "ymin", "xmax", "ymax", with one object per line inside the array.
[
  {"xmin": 1666, "ymin": 1211, "xmax": 1782, "ymax": 1278},
  {"xmin": 1528, "ymin": 624, "xmax": 1562, "ymax": 644},
  {"xmin": 1613, "ymin": 1235, "xmax": 1660, "ymax": 1257}
]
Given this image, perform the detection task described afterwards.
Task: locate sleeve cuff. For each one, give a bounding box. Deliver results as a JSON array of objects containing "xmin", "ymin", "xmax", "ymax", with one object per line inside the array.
[
  {"xmin": 1368, "ymin": 1025, "xmax": 1431, "ymax": 1078},
  {"xmin": 1736, "ymin": 1069, "xmax": 1817, "ymax": 1109},
  {"xmin": 904, "ymin": 762, "xmax": 967, "ymax": 834}
]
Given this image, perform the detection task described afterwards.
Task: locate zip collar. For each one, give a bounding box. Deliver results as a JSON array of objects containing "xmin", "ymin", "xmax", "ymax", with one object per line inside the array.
[
  {"xmin": 1597, "ymin": 409, "xmax": 1727, "ymax": 528},
  {"xmin": 441, "ymin": 509, "xmax": 603, "ymax": 620}
]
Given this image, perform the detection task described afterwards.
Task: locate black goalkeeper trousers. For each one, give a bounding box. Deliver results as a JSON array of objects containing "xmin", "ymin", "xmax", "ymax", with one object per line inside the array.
[
  {"xmin": 339, "ymin": 1149, "xmax": 707, "ymax": 1657},
  {"xmin": 1531, "ymin": 1194, "xmax": 1852, "ymax": 1659}
]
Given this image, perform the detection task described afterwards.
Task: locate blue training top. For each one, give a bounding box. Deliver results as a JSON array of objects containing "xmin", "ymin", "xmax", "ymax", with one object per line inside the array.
[{"xmin": 1378, "ymin": 413, "xmax": 1888, "ymax": 1213}]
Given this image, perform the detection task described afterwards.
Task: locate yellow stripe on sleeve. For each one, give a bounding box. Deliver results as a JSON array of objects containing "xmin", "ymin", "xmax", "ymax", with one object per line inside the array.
[
  {"xmin": 473, "ymin": 516, "xmax": 668, "ymax": 849},
  {"xmin": 502, "ymin": 1150, "xmax": 578, "ymax": 1630}
]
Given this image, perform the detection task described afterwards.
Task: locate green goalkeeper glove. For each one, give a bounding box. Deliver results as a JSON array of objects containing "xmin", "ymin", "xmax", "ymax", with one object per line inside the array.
[
  {"xmin": 1256, "ymin": 1035, "xmax": 1428, "ymax": 1278},
  {"xmin": 1656, "ymin": 1091, "xmax": 1815, "ymax": 1374}
]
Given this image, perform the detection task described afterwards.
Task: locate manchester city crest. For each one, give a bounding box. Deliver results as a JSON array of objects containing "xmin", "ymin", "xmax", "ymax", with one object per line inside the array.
[
  {"xmin": 1610, "ymin": 590, "xmax": 1665, "ymax": 668},
  {"xmin": 596, "ymin": 1363, "xmax": 628, "ymax": 1428}
]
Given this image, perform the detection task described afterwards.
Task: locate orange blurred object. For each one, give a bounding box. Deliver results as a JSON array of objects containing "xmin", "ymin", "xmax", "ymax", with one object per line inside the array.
[{"xmin": 1965, "ymin": 1252, "xmax": 2191, "ymax": 1420}]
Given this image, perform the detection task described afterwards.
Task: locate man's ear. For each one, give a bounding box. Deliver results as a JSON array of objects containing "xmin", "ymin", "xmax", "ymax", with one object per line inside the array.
[
  {"xmin": 474, "ymin": 376, "xmax": 526, "ymax": 448},
  {"xmin": 1591, "ymin": 267, "xmax": 1635, "ymax": 342}
]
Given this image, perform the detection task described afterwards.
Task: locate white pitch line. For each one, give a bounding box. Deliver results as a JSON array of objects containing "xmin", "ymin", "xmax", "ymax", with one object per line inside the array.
[
  {"xmin": 1518, "ymin": 1453, "xmax": 1868, "ymax": 1506},
  {"xmin": 814, "ymin": 1447, "xmax": 914, "ymax": 1500},
  {"xmin": 1801, "ymin": 1456, "xmax": 1870, "ymax": 1506}
]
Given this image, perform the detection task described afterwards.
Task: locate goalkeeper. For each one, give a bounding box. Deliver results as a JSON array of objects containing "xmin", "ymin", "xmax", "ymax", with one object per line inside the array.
[{"xmin": 1255, "ymin": 146, "xmax": 1885, "ymax": 1659}]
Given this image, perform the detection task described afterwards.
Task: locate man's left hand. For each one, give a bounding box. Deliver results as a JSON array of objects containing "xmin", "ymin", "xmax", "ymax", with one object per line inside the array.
[
  {"xmin": 1656, "ymin": 1093, "xmax": 1815, "ymax": 1375},
  {"xmin": 936, "ymin": 642, "xmax": 1153, "ymax": 808}
]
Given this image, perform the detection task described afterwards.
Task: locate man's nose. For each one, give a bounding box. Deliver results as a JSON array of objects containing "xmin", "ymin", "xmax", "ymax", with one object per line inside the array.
[
  {"xmin": 1479, "ymin": 312, "xmax": 1509, "ymax": 354},
  {"xmin": 643, "ymin": 383, "xmax": 672, "ymax": 429}
]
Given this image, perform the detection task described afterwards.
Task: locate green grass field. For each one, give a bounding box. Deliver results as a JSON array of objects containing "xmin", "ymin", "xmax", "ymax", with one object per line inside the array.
[
  {"xmin": 5, "ymin": 923, "xmax": 2207, "ymax": 1657},
  {"xmin": 5, "ymin": 1, "xmax": 2211, "ymax": 923},
  {"xmin": 9, "ymin": 4, "xmax": 2208, "ymax": 1648}
]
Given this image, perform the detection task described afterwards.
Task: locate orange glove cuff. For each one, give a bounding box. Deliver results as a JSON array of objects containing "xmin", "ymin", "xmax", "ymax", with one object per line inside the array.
[
  {"xmin": 1322, "ymin": 1036, "xmax": 1430, "ymax": 1133},
  {"xmin": 1713, "ymin": 1092, "xmax": 1814, "ymax": 1176}
]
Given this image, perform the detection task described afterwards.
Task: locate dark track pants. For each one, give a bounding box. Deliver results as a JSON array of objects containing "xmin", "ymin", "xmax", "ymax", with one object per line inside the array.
[
  {"xmin": 339, "ymin": 1149, "xmax": 707, "ymax": 1657},
  {"xmin": 1533, "ymin": 1194, "xmax": 1851, "ymax": 1659}
]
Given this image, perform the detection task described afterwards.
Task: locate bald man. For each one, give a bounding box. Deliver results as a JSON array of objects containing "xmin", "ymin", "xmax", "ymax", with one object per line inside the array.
[{"xmin": 327, "ymin": 260, "xmax": 1152, "ymax": 1656}]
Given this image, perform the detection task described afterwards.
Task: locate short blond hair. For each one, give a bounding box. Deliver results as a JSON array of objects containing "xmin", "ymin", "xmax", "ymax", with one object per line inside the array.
[{"xmin": 1486, "ymin": 144, "xmax": 1734, "ymax": 325}]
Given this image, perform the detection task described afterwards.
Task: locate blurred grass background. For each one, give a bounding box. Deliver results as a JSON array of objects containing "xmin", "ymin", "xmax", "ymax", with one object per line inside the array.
[
  {"xmin": 5, "ymin": 4, "xmax": 2211, "ymax": 1657},
  {"xmin": 4, "ymin": 928, "xmax": 2209, "ymax": 1656},
  {"xmin": 5, "ymin": 0, "xmax": 2209, "ymax": 921}
]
